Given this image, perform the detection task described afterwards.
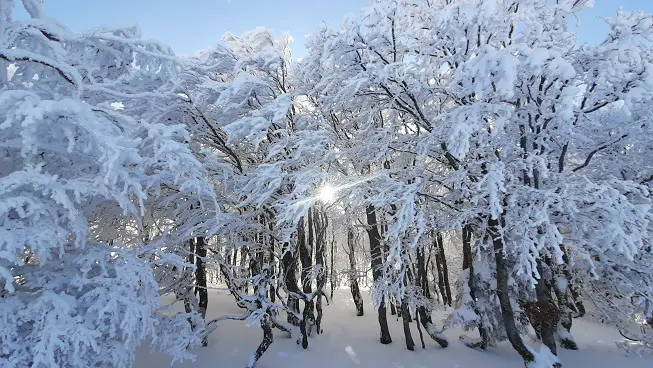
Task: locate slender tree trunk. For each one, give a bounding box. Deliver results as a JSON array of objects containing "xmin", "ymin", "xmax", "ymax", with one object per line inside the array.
[
  {"xmin": 195, "ymin": 236, "xmax": 208, "ymax": 346},
  {"xmin": 184, "ymin": 238, "xmax": 196, "ymax": 315},
  {"xmin": 347, "ymin": 228, "xmax": 364, "ymax": 316},
  {"xmin": 535, "ymin": 260, "xmax": 558, "ymax": 356},
  {"xmin": 462, "ymin": 225, "xmax": 490, "ymax": 349},
  {"xmin": 282, "ymin": 240, "xmax": 300, "ymax": 326},
  {"xmin": 490, "ymin": 216, "xmax": 536, "ymax": 364},
  {"xmin": 267, "ymin": 218, "xmax": 276, "ymax": 304},
  {"xmin": 247, "ymin": 313, "xmax": 273, "ymax": 368},
  {"xmin": 434, "ymin": 232, "xmax": 452, "ymax": 306},
  {"xmin": 247, "ymin": 264, "xmax": 272, "ymax": 368},
  {"xmin": 366, "ymin": 204, "xmax": 392, "ymax": 344},
  {"xmin": 330, "ymin": 230, "xmax": 336, "ymax": 300},
  {"xmin": 437, "ymin": 232, "xmax": 452, "ymax": 306},
  {"xmin": 299, "ymin": 214, "xmax": 314, "ymax": 344},
  {"xmin": 415, "ymin": 310, "xmax": 426, "ymax": 349},
  {"xmin": 402, "ymin": 299, "xmax": 415, "ymax": 351},
  {"xmin": 401, "ymin": 265, "xmax": 415, "ymax": 350},
  {"xmin": 560, "ymin": 247, "xmax": 585, "ymax": 319},
  {"xmin": 240, "ymin": 246, "xmax": 249, "ymax": 294},
  {"xmin": 554, "ymin": 265, "xmax": 578, "ymax": 350},
  {"xmin": 314, "ymin": 206, "xmax": 327, "ymax": 335},
  {"xmin": 415, "ymin": 242, "xmax": 447, "ymax": 347}
]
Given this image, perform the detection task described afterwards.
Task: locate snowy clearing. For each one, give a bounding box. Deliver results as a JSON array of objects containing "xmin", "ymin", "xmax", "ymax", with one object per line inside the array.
[{"xmin": 135, "ymin": 289, "xmax": 653, "ymax": 368}]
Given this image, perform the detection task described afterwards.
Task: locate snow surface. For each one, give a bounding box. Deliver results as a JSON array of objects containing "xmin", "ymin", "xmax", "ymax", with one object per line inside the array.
[{"xmin": 135, "ymin": 288, "xmax": 653, "ymax": 368}]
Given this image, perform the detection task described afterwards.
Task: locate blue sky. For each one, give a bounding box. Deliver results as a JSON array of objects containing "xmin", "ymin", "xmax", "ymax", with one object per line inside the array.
[{"xmin": 15, "ymin": 0, "xmax": 653, "ymax": 57}]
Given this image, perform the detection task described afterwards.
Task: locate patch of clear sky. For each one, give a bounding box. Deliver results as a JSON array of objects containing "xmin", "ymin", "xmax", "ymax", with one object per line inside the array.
[{"xmin": 13, "ymin": 0, "xmax": 653, "ymax": 57}]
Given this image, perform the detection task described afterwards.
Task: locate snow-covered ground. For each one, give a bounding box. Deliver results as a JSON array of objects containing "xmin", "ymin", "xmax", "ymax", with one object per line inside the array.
[{"xmin": 135, "ymin": 289, "xmax": 653, "ymax": 368}]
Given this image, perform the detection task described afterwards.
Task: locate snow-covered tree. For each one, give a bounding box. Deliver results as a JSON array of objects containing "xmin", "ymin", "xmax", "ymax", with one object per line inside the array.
[{"xmin": 0, "ymin": 1, "xmax": 215, "ymax": 366}]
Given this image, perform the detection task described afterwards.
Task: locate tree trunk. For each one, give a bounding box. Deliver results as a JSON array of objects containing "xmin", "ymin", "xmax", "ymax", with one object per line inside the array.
[
  {"xmin": 314, "ymin": 206, "xmax": 327, "ymax": 335},
  {"xmin": 330, "ymin": 229, "xmax": 336, "ymax": 300},
  {"xmin": 402, "ymin": 299, "xmax": 415, "ymax": 351},
  {"xmin": 462, "ymin": 225, "xmax": 490, "ymax": 349},
  {"xmin": 195, "ymin": 236, "xmax": 208, "ymax": 346},
  {"xmin": 415, "ymin": 310, "xmax": 426, "ymax": 349},
  {"xmin": 267, "ymin": 218, "xmax": 276, "ymax": 304},
  {"xmin": 490, "ymin": 216, "xmax": 536, "ymax": 364},
  {"xmin": 347, "ymin": 228, "xmax": 364, "ymax": 316},
  {"xmin": 366, "ymin": 204, "xmax": 392, "ymax": 344},
  {"xmin": 184, "ymin": 238, "xmax": 196, "ymax": 315},
  {"xmin": 282, "ymin": 241, "xmax": 300, "ymax": 326},
  {"xmin": 415, "ymin": 241, "xmax": 448, "ymax": 348},
  {"xmin": 434, "ymin": 232, "xmax": 452, "ymax": 307},
  {"xmin": 246, "ymin": 313, "xmax": 273, "ymax": 368},
  {"xmin": 553, "ymin": 269, "xmax": 578, "ymax": 350},
  {"xmin": 299, "ymin": 214, "xmax": 314, "ymax": 343},
  {"xmin": 535, "ymin": 260, "xmax": 558, "ymax": 356}
]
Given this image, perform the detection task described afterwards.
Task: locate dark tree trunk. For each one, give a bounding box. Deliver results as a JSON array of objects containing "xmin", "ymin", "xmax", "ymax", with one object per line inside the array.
[
  {"xmin": 401, "ymin": 266, "xmax": 415, "ymax": 350},
  {"xmin": 535, "ymin": 261, "xmax": 558, "ymax": 356},
  {"xmin": 314, "ymin": 206, "xmax": 327, "ymax": 335},
  {"xmin": 415, "ymin": 310, "xmax": 426, "ymax": 349},
  {"xmin": 402, "ymin": 299, "xmax": 415, "ymax": 351},
  {"xmin": 247, "ymin": 313, "xmax": 273, "ymax": 368},
  {"xmin": 553, "ymin": 265, "xmax": 578, "ymax": 350},
  {"xmin": 299, "ymin": 214, "xmax": 314, "ymax": 344},
  {"xmin": 301, "ymin": 214, "xmax": 313, "ymax": 296},
  {"xmin": 490, "ymin": 216, "xmax": 536, "ymax": 364},
  {"xmin": 347, "ymin": 228, "xmax": 364, "ymax": 316},
  {"xmin": 416, "ymin": 245, "xmax": 431, "ymax": 301},
  {"xmin": 330, "ymin": 230, "xmax": 336, "ymax": 300},
  {"xmin": 415, "ymin": 242, "xmax": 448, "ymax": 348},
  {"xmin": 282, "ymin": 240, "xmax": 300, "ymax": 326},
  {"xmin": 434, "ymin": 232, "xmax": 452, "ymax": 307},
  {"xmin": 366, "ymin": 204, "xmax": 392, "ymax": 344},
  {"xmin": 462, "ymin": 225, "xmax": 490, "ymax": 349},
  {"xmin": 267, "ymin": 218, "xmax": 276, "ymax": 304},
  {"xmin": 184, "ymin": 238, "xmax": 196, "ymax": 315},
  {"xmin": 195, "ymin": 236, "xmax": 208, "ymax": 346},
  {"xmin": 300, "ymin": 295, "xmax": 311, "ymax": 349},
  {"xmin": 561, "ymin": 248, "xmax": 586, "ymax": 319}
]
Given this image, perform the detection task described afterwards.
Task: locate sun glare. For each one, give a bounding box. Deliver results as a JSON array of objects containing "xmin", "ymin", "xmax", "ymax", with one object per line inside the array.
[{"xmin": 319, "ymin": 184, "xmax": 336, "ymax": 203}]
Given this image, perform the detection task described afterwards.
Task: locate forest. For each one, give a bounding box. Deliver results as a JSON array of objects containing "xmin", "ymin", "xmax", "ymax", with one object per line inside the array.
[{"xmin": 1, "ymin": 0, "xmax": 653, "ymax": 367}]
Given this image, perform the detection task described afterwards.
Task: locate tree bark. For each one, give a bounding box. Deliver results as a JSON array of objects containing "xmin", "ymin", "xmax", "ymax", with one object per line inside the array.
[
  {"xmin": 267, "ymin": 218, "xmax": 276, "ymax": 304},
  {"xmin": 434, "ymin": 232, "xmax": 452, "ymax": 306},
  {"xmin": 366, "ymin": 204, "xmax": 392, "ymax": 344},
  {"xmin": 462, "ymin": 225, "xmax": 490, "ymax": 349},
  {"xmin": 535, "ymin": 261, "xmax": 558, "ymax": 356},
  {"xmin": 246, "ymin": 314, "xmax": 273, "ymax": 368},
  {"xmin": 490, "ymin": 216, "xmax": 535, "ymax": 364},
  {"xmin": 402, "ymin": 299, "xmax": 415, "ymax": 351},
  {"xmin": 330, "ymin": 229, "xmax": 336, "ymax": 300},
  {"xmin": 299, "ymin": 214, "xmax": 314, "ymax": 343},
  {"xmin": 195, "ymin": 236, "xmax": 208, "ymax": 346},
  {"xmin": 415, "ymin": 242, "xmax": 448, "ymax": 348},
  {"xmin": 347, "ymin": 228, "xmax": 364, "ymax": 316},
  {"xmin": 553, "ymin": 269, "xmax": 578, "ymax": 350},
  {"xmin": 314, "ymin": 206, "xmax": 327, "ymax": 335},
  {"xmin": 282, "ymin": 240, "xmax": 300, "ymax": 326},
  {"xmin": 184, "ymin": 238, "xmax": 196, "ymax": 315}
]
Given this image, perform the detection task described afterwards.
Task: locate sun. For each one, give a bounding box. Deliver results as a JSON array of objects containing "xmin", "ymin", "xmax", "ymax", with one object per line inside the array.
[{"xmin": 318, "ymin": 184, "xmax": 336, "ymax": 203}]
